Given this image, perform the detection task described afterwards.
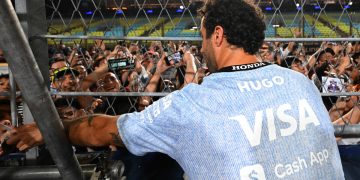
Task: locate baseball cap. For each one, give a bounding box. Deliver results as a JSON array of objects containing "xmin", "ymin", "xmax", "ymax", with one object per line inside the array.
[{"xmin": 51, "ymin": 67, "xmax": 79, "ymax": 83}]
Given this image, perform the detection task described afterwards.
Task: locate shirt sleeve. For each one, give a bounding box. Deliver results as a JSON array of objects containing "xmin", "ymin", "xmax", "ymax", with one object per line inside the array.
[{"xmin": 117, "ymin": 91, "xmax": 187, "ymax": 156}]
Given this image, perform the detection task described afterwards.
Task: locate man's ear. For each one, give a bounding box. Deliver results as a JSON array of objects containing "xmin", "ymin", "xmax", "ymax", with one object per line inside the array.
[{"xmin": 213, "ymin": 26, "xmax": 224, "ymax": 47}]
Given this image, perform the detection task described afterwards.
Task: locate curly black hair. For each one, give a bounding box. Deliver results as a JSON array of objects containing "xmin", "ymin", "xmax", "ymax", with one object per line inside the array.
[{"xmin": 198, "ymin": 0, "xmax": 266, "ymax": 55}]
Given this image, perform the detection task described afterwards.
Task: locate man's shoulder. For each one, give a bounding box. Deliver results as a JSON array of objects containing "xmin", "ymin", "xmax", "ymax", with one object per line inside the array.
[
  {"xmin": 173, "ymin": 83, "xmax": 211, "ymax": 105},
  {"xmin": 179, "ymin": 83, "xmax": 201, "ymax": 93},
  {"xmin": 267, "ymin": 65, "xmax": 310, "ymax": 82}
]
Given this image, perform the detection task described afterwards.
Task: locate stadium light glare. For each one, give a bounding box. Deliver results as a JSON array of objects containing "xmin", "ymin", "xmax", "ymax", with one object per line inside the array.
[
  {"xmin": 180, "ymin": 5, "xmax": 184, "ymax": 9},
  {"xmin": 349, "ymin": 1, "xmax": 353, "ymax": 6},
  {"xmin": 296, "ymin": 3, "xmax": 300, "ymax": 7}
]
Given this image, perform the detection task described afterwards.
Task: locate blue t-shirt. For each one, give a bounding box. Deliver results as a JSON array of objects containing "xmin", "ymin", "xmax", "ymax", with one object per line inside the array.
[{"xmin": 117, "ymin": 64, "xmax": 344, "ymax": 179}]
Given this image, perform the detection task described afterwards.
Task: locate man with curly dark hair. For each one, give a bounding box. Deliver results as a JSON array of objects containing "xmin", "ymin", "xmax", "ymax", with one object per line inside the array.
[
  {"xmin": 199, "ymin": 0, "xmax": 265, "ymax": 55},
  {"xmin": 198, "ymin": 0, "xmax": 266, "ymax": 73},
  {"xmin": 2, "ymin": 0, "xmax": 344, "ymax": 179}
]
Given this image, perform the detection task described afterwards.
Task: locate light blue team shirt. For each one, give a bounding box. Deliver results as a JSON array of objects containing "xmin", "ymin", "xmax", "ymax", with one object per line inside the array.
[{"xmin": 117, "ymin": 64, "xmax": 344, "ymax": 179}]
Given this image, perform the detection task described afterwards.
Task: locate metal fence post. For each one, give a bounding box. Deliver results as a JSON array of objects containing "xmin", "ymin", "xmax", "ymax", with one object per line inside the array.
[
  {"xmin": 22, "ymin": 0, "xmax": 49, "ymax": 85},
  {"xmin": 0, "ymin": 1, "xmax": 84, "ymax": 179},
  {"xmin": 15, "ymin": 0, "xmax": 50, "ymax": 161},
  {"xmin": 8, "ymin": 70, "xmax": 18, "ymax": 127}
]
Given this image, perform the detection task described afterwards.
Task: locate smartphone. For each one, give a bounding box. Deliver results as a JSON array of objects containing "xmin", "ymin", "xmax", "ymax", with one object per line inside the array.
[
  {"xmin": 165, "ymin": 52, "xmax": 182, "ymax": 66},
  {"xmin": 108, "ymin": 57, "xmax": 135, "ymax": 71}
]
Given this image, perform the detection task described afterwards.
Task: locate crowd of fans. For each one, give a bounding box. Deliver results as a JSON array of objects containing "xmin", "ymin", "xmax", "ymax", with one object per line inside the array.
[
  {"xmin": 260, "ymin": 40, "xmax": 360, "ymax": 125},
  {"xmin": 0, "ymin": 38, "xmax": 359, "ymax": 178},
  {"xmin": 261, "ymin": 40, "xmax": 360, "ymax": 129},
  {"xmin": 1, "ymin": 38, "xmax": 360, "ymax": 147},
  {"xmin": 46, "ymin": 40, "xmax": 203, "ymax": 115}
]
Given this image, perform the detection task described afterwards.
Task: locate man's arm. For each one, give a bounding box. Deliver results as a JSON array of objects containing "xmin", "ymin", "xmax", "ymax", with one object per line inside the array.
[
  {"xmin": 333, "ymin": 105, "xmax": 360, "ymax": 125},
  {"xmin": 1, "ymin": 114, "xmax": 122, "ymax": 154},
  {"xmin": 77, "ymin": 61, "xmax": 109, "ymax": 110},
  {"xmin": 138, "ymin": 54, "xmax": 171, "ymax": 108},
  {"xmin": 182, "ymin": 52, "xmax": 198, "ymax": 86},
  {"xmin": 65, "ymin": 114, "xmax": 122, "ymax": 147},
  {"xmin": 306, "ymin": 42, "xmax": 326, "ymax": 69},
  {"xmin": 80, "ymin": 61, "xmax": 109, "ymax": 91}
]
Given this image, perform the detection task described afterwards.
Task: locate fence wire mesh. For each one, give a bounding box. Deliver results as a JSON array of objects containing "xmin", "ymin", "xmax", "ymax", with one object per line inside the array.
[
  {"xmin": 0, "ymin": 0, "xmax": 360, "ymax": 140},
  {"xmin": 45, "ymin": 0, "xmax": 360, "ymax": 42}
]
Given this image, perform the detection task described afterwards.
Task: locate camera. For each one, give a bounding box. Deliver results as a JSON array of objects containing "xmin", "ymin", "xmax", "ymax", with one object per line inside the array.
[
  {"xmin": 108, "ymin": 57, "xmax": 135, "ymax": 71},
  {"xmin": 165, "ymin": 51, "xmax": 183, "ymax": 66}
]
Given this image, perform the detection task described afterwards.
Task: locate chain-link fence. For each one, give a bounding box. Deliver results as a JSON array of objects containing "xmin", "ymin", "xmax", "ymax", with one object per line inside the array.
[
  {"xmin": 1, "ymin": 0, "xmax": 360, "ymax": 149},
  {"xmin": 44, "ymin": 0, "xmax": 360, "ymax": 39},
  {"xmin": 0, "ymin": 0, "xmax": 359, "ymax": 178}
]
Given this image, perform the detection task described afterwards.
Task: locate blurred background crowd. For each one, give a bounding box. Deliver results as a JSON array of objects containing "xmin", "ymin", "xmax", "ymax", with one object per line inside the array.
[{"xmin": 1, "ymin": 38, "xmax": 359, "ymax": 130}]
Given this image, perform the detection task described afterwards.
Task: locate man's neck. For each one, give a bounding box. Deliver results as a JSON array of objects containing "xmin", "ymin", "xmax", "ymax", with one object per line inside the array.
[{"xmin": 216, "ymin": 49, "xmax": 259, "ymax": 69}]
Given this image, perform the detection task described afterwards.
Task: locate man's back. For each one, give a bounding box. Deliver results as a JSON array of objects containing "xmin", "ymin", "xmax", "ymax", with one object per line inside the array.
[
  {"xmin": 174, "ymin": 64, "xmax": 344, "ymax": 179},
  {"xmin": 117, "ymin": 64, "xmax": 344, "ymax": 179}
]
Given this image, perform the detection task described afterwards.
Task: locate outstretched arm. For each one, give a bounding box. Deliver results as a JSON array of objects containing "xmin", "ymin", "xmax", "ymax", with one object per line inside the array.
[
  {"xmin": 333, "ymin": 105, "xmax": 360, "ymax": 125},
  {"xmin": 138, "ymin": 53, "xmax": 171, "ymax": 109},
  {"xmin": 182, "ymin": 52, "xmax": 198, "ymax": 86},
  {"xmin": 1, "ymin": 114, "xmax": 122, "ymax": 154},
  {"xmin": 65, "ymin": 114, "xmax": 122, "ymax": 147}
]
